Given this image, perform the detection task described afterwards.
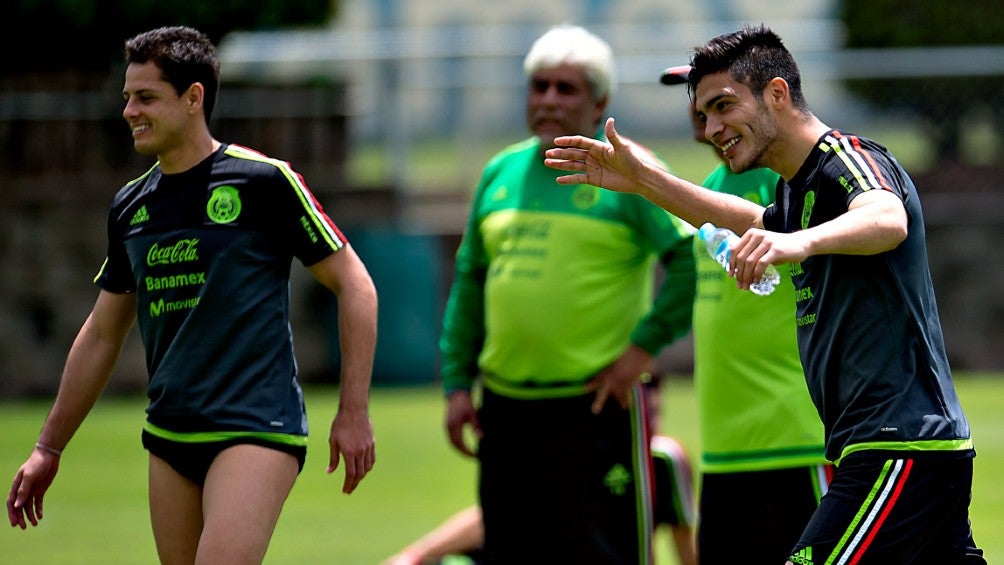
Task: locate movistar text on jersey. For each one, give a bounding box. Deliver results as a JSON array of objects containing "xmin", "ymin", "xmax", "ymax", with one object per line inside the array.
[{"xmin": 150, "ymin": 297, "xmax": 201, "ymax": 317}]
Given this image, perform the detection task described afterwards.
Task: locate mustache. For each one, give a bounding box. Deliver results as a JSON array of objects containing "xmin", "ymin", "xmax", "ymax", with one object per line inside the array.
[{"xmin": 532, "ymin": 113, "xmax": 564, "ymax": 124}]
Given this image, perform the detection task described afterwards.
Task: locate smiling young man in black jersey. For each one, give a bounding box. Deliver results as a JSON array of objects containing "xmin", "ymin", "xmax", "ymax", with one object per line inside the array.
[
  {"xmin": 7, "ymin": 26, "xmax": 378, "ymax": 564},
  {"xmin": 545, "ymin": 23, "xmax": 985, "ymax": 565}
]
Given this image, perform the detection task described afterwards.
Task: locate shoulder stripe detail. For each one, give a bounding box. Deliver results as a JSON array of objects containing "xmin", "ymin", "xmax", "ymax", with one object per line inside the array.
[
  {"xmin": 821, "ymin": 132, "xmax": 890, "ymax": 193},
  {"xmin": 224, "ymin": 144, "xmax": 345, "ymax": 250},
  {"xmin": 126, "ymin": 162, "xmax": 160, "ymax": 186},
  {"xmin": 844, "ymin": 134, "xmax": 892, "ymax": 190}
]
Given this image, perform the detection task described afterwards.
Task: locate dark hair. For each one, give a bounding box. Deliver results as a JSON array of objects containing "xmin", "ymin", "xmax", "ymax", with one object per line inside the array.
[
  {"xmin": 124, "ymin": 26, "xmax": 221, "ymax": 124},
  {"xmin": 688, "ymin": 24, "xmax": 808, "ymax": 113}
]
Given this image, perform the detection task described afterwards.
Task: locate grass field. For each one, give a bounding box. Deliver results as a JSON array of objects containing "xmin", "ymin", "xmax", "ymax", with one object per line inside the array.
[{"xmin": 2, "ymin": 374, "xmax": 1001, "ymax": 564}]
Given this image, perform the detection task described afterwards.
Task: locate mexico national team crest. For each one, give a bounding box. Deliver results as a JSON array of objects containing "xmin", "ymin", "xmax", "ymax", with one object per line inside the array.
[
  {"xmin": 207, "ymin": 185, "xmax": 242, "ymax": 224},
  {"xmin": 801, "ymin": 191, "xmax": 816, "ymax": 230}
]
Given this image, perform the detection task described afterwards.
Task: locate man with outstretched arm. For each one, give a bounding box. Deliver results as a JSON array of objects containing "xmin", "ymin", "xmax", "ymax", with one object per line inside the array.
[{"xmin": 546, "ymin": 23, "xmax": 984, "ymax": 565}]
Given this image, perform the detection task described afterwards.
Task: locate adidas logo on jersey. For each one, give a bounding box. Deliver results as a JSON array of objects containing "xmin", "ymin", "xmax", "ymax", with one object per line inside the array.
[
  {"xmin": 789, "ymin": 546, "xmax": 814, "ymax": 565},
  {"xmin": 130, "ymin": 205, "xmax": 150, "ymax": 225}
]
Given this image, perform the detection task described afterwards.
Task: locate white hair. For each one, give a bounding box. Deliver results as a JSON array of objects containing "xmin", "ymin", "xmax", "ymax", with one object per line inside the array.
[{"xmin": 523, "ymin": 24, "xmax": 617, "ymax": 100}]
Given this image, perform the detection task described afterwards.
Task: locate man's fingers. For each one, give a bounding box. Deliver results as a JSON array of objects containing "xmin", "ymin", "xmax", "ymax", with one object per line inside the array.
[
  {"xmin": 32, "ymin": 495, "xmax": 43, "ymax": 522},
  {"xmin": 341, "ymin": 457, "xmax": 359, "ymax": 494},
  {"xmin": 366, "ymin": 445, "xmax": 376, "ymax": 471},
  {"xmin": 591, "ymin": 386, "xmax": 609, "ymax": 415},
  {"xmin": 544, "ymin": 148, "xmax": 587, "ymax": 168},
  {"xmin": 10, "ymin": 507, "xmax": 26, "ymax": 529},
  {"xmin": 326, "ymin": 448, "xmax": 340, "ymax": 474},
  {"xmin": 23, "ymin": 499, "xmax": 37, "ymax": 527},
  {"xmin": 8, "ymin": 496, "xmax": 24, "ymax": 528},
  {"xmin": 447, "ymin": 427, "xmax": 466, "ymax": 454},
  {"xmin": 617, "ymin": 390, "xmax": 633, "ymax": 410},
  {"xmin": 604, "ymin": 117, "xmax": 620, "ymax": 146},
  {"xmin": 556, "ymin": 173, "xmax": 588, "ymax": 186},
  {"xmin": 8, "ymin": 472, "xmax": 28, "ymax": 528},
  {"xmin": 343, "ymin": 454, "xmax": 374, "ymax": 495}
]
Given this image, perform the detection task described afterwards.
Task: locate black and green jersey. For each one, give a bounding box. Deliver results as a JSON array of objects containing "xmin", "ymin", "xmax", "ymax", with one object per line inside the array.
[
  {"xmin": 693, "ymin": 165, "xmax": 826, "ymax": 473},
  {"xmin": 440, "ymin": 136, "xmax": 694, "ymax": 398},
  {"xmin": 95, "ymin": 144, "xmax": 345, "ymax": 444},
  {"xmin": 762, "ymin": 130, "xmax": 973, "ymax": 462}
]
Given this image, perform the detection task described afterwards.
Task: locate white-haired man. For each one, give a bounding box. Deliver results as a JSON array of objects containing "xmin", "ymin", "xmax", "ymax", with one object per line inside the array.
[{"xmin": 439, "ymin": 25, "xmax": 696, "ymax": 564}]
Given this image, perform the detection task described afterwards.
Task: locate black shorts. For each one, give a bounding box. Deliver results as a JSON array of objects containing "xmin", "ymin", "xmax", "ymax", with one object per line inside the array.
[
  {"xmin": 789, "ymin": 450, "xmax": 985, "ymax": 564},
  {"xmin": 476, "ymin": 386, "xmax": 652, "ymax": 565},
  {"xmin": 142, "ymin": 430, "xmax": 307, "ymax": 486},
  {"xmin": 698, "ymin": 464, "xmax": 833, "ymax": 565}
]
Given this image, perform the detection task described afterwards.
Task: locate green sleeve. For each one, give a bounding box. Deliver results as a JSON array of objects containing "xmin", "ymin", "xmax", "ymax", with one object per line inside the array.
[
  {"xmin": 439, "ymin": 182, "xmax": 489, "ymax": 394},
  {"xmin": 631, "ymin": 237, "xmax": 696, "ymax": 355}
]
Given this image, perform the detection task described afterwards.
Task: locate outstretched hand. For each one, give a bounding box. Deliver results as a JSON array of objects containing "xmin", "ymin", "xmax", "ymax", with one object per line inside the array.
[{"xmin": 544, "ymin": 117, "xmax": 654, "ymax": 194}]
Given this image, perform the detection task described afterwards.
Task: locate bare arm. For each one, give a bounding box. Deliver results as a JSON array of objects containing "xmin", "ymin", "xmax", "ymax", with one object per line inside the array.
[
  {"xmin": 8, "ymin": 289, "xmax": 136, "ymax": 528},
  {"xmin": 730, "ymin": 189, "xmax": 908, "ymax": 288},
  {"xmin": 544, "ymin": 117, "xmax": 764, "ymax": 233},
  {"xmin": 799, "ymin": 189, "xmax": 908, "ymax": 256},
  {"xmin": 382, "ymin": 505, "xmax": 484, "ymax": 565},
  {"xmin": 308, "ymin": 244, "xmax": 378, "ymax": 494}
]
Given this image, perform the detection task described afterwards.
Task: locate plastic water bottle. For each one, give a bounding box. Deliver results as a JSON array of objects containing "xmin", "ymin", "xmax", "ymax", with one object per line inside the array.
[{"xmin": 697, "ymin": 223, "xmax": 780, "ymax": 296}]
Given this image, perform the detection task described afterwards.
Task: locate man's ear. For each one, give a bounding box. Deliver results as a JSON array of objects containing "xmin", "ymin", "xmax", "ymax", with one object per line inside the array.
[
  {"xmin": 765, "ymin": 77, "xmax": 790, "ymax": 109},
  {"xmin": 185, "ymin": 82, "xmax": 205, "ymax": 114}
]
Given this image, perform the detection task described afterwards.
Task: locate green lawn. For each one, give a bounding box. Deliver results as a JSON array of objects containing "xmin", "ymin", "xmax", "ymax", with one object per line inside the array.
[{"xmin": 2, "ymin": 375, "xmax": 1000, "ymax": 563}]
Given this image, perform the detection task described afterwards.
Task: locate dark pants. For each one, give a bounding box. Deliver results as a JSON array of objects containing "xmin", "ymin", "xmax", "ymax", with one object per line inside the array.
[
  {"xmin": 699, "ymin": 465, "xmax": 831, "ymax": 565},
  {"xmin": 477, "ymin": 388, "xmax": 650, "ymax": 564}
]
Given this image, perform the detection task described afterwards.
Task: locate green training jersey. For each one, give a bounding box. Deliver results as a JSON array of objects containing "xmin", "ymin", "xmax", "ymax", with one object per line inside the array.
[
  {"xmin": 440, "ymin": 136, "xmax": 694, "ymax": 398},
  {"xmin": 693, "ymin": 164, "xmax": 826, "ymax": 473}
]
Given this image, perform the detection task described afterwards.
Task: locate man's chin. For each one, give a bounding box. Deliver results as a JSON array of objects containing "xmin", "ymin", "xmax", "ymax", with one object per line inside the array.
[
  {"xmin": 726, "ymin": 155, "xmax": 748, "ymax": 174},
  {"xmin": 132, "ymin": 142, "xmax": 158, "ymax": 156},
  {"xmin": 536, "ymin": 134, "xmax": 558, "ymax": 150},
  {"xmin": 535, "ymin": 127, "xmax": 572, "ymax": 148}
]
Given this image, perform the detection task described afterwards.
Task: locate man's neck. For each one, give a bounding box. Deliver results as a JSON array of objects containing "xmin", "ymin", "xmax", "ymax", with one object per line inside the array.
[
  {"xmin": 159, "ymin": 132, "xmax": 220, "ymax": 174},
  {"xmin": 773, "ymin": 115, "xmax": 830, "ymax": 181}
]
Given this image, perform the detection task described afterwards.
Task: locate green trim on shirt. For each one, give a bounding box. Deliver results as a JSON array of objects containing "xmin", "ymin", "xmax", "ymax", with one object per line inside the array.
[
  {"xmin": 837, "ymin": 438, "xmax": 975, "ymax": 464},
  {"xmin": 144, "ymin": 422, "xmax": 308, "ymax": 447}
]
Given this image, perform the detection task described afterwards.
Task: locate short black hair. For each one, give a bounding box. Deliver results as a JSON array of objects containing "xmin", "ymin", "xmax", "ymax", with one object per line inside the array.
[
  {"xmin": 124, "ymin": 26, "xmax": 221, "ymax": 124},
  {"xmin": 688, "ymin": 24, "xmax": 808, "ymax": 112}
]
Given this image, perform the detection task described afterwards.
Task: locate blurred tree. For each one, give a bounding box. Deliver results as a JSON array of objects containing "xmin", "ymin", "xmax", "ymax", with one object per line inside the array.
[
  {"xmin": 839, "ymin": 0, "xmax": 1004, "ymax": 163},
  {"xmin": 0, "ymin": 0, "xmax": 334, "ymax": 77}
]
